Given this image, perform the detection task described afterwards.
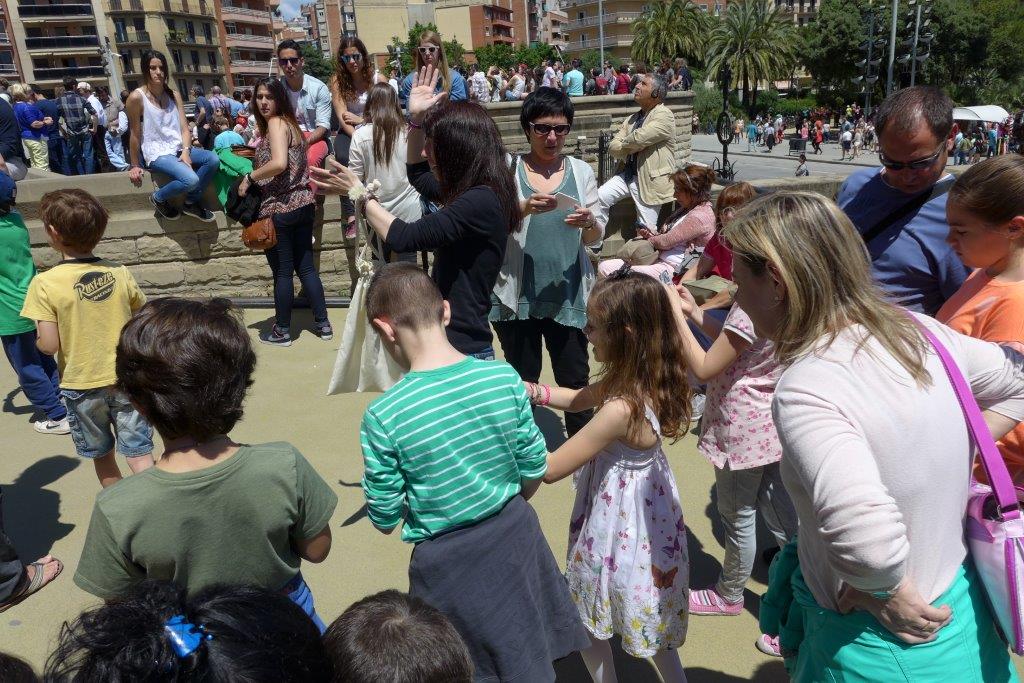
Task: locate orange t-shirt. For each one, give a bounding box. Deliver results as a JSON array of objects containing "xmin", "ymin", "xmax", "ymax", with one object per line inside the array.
[{"xmin": 937, "ymin": 270, "xmax": 1024, "ymax": 484}]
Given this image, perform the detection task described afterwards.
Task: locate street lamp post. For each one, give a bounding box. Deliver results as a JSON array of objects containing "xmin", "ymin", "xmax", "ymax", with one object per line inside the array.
[
  {"xmin": 886, "ymin": 0, "xmax": 899, "ymax": 97},
  {"xmin": 598, "ymin": 0, "xmax": 604, "ymax": 76}
]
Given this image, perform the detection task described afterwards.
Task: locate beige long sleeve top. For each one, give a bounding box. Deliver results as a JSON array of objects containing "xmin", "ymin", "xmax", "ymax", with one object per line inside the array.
[{"xmin": 773, "ymin": 314, "xmax": 1024, "ymax": 610}]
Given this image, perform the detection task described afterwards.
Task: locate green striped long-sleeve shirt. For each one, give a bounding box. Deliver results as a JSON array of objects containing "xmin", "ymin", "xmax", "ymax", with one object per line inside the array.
[{"xmin": 360, "ymin": 357, "xmax": 547, "ymax": 543}]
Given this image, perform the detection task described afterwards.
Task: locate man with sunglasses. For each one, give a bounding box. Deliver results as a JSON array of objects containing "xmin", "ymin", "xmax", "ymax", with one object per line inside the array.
[
  {"xmin": 277, "ymin": 39, "xmax": 332, "ymax": 180},
  {"xmin": 595, "ymin": 73, "xmax": 676, "ymax": 235},
  {"xmin": 837, "ymin": 86, "xmax": 969, "ymax": 315}
]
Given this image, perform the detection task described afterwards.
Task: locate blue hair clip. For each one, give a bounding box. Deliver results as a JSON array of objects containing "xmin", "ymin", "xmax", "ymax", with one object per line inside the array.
[{"xmin": 164, "ymin": 614, "xmax": 212, "ymax": 658}]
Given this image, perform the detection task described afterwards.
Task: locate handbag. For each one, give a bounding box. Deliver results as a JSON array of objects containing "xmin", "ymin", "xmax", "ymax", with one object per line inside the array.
[
  {"xmin": 241, "ymin": 217, "xmax": 276, "ymax": 250},
  {"xmin": 225, "ymin": 176, "xmax": 262, "ymax": 225},
  {"xmin": 326, "ymin": 196, "xmax": 403, "ymax": 394},
  {"xmin": 916, "ymin": 320, "xmax": 1024, "ymax": 655},
  {"xmin": 616, "ymin": 237, "xmax": 659, "ymax": 266}
]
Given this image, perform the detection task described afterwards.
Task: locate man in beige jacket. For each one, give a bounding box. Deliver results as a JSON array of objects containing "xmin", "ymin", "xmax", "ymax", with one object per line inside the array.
[{"xmin": 596, "ymin": 73, "xmax": 677, "ymax": 232}]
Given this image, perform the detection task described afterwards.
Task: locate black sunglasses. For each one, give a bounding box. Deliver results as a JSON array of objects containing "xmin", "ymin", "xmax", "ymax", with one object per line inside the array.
[
  {"xmin": 878, "ymin": 142, "xmax": 945, "ymax": 171},
  {"xmin": 529, "ymin": 122, "xmax": 571, "ymax": 136},
  {"xmin": 341, "ymin": 53, "xmax": 362, "ymax": 63},
  {"xmin": 279, "ymin": 57, "xmax": 301, "ymax": 66}
]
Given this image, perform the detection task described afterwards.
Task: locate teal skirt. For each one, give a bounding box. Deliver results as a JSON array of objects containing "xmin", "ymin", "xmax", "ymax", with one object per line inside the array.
[{"xmin": 790, "ymin": 562, "xmax": 1017, "ymax": 682}]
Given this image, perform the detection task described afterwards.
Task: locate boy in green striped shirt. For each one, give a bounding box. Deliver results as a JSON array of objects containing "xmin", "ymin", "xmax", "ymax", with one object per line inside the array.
[{"xmin": 358, "ymin": 263, "xmax": 589, "ymax": 679}]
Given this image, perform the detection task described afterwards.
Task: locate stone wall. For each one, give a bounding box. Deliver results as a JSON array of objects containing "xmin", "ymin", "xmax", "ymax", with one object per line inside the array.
[{"xmin": 15, "ymin": 90, "xmax": 704, "ymax": 299}]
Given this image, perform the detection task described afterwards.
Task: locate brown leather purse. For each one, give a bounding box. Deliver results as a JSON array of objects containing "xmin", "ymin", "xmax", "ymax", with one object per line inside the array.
[{"xmin": 242, "ymin": 217, "xmax": 276, "ymax": 250}]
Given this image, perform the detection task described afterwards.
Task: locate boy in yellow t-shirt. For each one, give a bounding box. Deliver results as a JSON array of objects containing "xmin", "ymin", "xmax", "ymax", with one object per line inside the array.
[{"xmin": 20, "ymin": 189, "xmax": 153, "ymax": 487}]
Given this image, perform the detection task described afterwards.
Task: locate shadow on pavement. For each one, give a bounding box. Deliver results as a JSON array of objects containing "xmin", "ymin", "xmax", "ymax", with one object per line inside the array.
[
  {"xmin": 248, "ymin": 309, "xmax": 321, "ymax": 343},
  {"xmin": 3, "ymin": 455, "xmax": 79, "ymax": 560},
  {"xmin": 534, "ymin": 407, "xmax": 568, "ymax": 451},
  {"xmin": 687, "ymin": 662, "xmax": 788, "ymax": 682},
  {"xmin": 554, "ymin": 635, "xmax": 661, "ymax": 681},
  {"xmin": 3, "ymin": 387, "xmax": 39, "ymax": 419}
]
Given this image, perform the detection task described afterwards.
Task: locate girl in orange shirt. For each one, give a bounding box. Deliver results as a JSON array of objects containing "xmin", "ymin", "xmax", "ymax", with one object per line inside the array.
[{"xmin": 938, "ymin": 155, "xmax": 1024, "ymax": 482}]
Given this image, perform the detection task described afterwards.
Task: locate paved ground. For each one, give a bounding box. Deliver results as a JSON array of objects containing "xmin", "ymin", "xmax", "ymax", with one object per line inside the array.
[
  {"xmin": 0, "ymin": 306, "xmax": 787, "ymax": 680},
  {"xmin": 689, "ymin": 133, "xmax": 875, "ymax": 182},
  {"xmin": 2, "ymin": 307, "xmax": 1021, "ymax": 680}
]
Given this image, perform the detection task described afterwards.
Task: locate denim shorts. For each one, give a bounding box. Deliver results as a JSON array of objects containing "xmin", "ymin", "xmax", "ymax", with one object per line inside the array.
[{"xmin": 60, "ymin": 387, "xmax": 154, "ymax": 458}]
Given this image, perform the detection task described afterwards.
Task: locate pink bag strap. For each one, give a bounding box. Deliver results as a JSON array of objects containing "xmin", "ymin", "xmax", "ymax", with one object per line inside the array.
[{"xmin": 914, "ymin": 319, "xmax": 1021, "ymax": 520}]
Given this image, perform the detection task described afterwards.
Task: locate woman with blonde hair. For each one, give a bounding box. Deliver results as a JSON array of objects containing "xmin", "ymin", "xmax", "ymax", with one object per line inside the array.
[
  {"xmin": 330, "ymin": 35, "xmax": 385, "ymax": 238},
  {"xmin": 676, "ymin": 190, "xmax": 1024, "ymax": 679},
  {"xmin": 10, "ymin": 82, "xmax": 48, "ymax": 170},
  {"xmin": 397, "ymin": 29, "xmax": 466, "ymax": 111}
]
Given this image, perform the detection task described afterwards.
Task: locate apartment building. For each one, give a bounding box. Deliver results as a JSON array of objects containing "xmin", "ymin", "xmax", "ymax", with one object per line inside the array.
[
  {"xmin": 434, "ymin": 0, "xmax": 518, "ymax": 49},
  {"xmin": 774, "ymin": 0, "xmax": 817, "ymax": 26},
  {"xmin": 541, "ymin": 7, "xmax": 566, "ymax": 52},
  {"xmin": 561, "ymin": 0, "xmax": 644, "ymax": 63},
  {"xmin": 0, "ymin": 3, "xmax": 20, "ymax": 82},
  {"xmin": 105, "ymin": 0, "xmax": 226, "ymax": 97},
  {"xmin": 5, "ymin": 0, "xmax": 111, "ymax": 93},
  {"xmin": 221, "ymin": 0, "xmax": 279, "ymax": 89},
  {"xmin": 301, "ymin": 0, "xmax": 340, "ymax": 59}
]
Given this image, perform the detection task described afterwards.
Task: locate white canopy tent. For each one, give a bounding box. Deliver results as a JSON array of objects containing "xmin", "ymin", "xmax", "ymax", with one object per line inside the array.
[{"xmin": 952, "ymin": 105, "xmax": 1011, "ymax": 123}]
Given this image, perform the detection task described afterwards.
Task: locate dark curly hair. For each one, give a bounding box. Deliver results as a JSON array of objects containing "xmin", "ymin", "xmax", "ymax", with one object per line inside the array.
[
  {"xmin": 116, "ymin": 298, "xmax": 256, "ymax": 442},
  {"xmin": 44, "ymin": 581, "xmax": 330, "ymax": 682}
]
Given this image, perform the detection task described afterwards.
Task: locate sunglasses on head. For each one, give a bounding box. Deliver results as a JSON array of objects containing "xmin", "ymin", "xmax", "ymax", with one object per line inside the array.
[
  {"xmin": 418, "ymin": 46, "xmax": 438, "ymax": 54},
  {"xmin": 279, "ymin": 57, "xmax": 301, "ymax": 66},
  {"xmin": 341, "ymin": 53, "xmax": 362, "ymax": 63},
  {"xmin": 529, "ymin": 122, "xmax": 571, "ymax": 136},
  {"xmin": 878, "ymin": 142, "xmax": 945, "ymax": 171}
]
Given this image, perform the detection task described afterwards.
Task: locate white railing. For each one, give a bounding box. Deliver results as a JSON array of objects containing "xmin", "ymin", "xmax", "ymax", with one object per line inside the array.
[
  {"xmin": 221, "ymin": 3, "xmax": 273, "ymax": 20},
  {"xmin": 224, "ymin": 32, "xmax": 273, "ymax": 44},
  {"xmin": 574, "ymin": 34, "xmax": 634, "ymax": 49},
  {"xmin": 567, "ymin": 12, "xmax": 641, "ymax": 29},
  {"xmin": 231, "ymin": 59, "xmax": 273, "ymax": 71}
]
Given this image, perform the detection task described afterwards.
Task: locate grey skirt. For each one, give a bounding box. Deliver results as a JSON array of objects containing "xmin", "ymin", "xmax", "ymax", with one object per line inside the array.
[{"xmin": 409, "ymin": 494, "xmax": 590, "ymax": 682}]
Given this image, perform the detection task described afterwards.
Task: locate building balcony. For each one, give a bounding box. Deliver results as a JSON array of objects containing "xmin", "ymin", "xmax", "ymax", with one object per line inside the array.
[
  {"xmin": 0, "ymin": 33, "xmax": 9, "ymax": 45},
  {"xmin": 570, "ymin": 34, "xmax": 634, "ymax": 49},
  {"xmin": 175, "ymin": 62, "xmax": 222, "ymax": 74},
  {"xmin": 230, "ymin": 59, "xmax": 272, "ymax": 74},
  {"xmin": 0, "ymin": 63, "xmax": 19, "ymax": 75},
  {"xmin": 220, "ymin": 2, "xmax": 273, "ymax": 23},
  {"xmin": 567, "ymin": 11, "xmax": 641, "ymax": 29},
  {"xmin": 24, "ymin": 35, "xmax": 101, "ymax": 51},
  {"xmin": 32, "ymin": 64, "xmax": 105, "ymax": 80},
  {"xmin": 225, "ymin": 32, "xmax": 274, "ymax": 49},
  {"xmin": 107, "ymin": 0, "xmax": 144, "ymax": 11},
  {"xmin": 489, "ymin": 16, "xmax": 514, "ymax": 28},
  {"xmin": 114, "ymin": 29, "xmax": 150, "ymax": 44},
  {"xmin": 165, "ymin": 31, "xmax": 218, "ymax": 46},
  {"xmin": 162, "ymin": 0, "xmax": 212, "ymax": 15},
  {"xmin": 17, "ymin": 2, "xmax": 94, "ymax": 19}
]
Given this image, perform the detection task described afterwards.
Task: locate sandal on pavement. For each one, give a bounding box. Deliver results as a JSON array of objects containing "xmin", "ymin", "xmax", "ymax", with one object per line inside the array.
[{"xmin": 0, "ymin": 556, "xmax": 63, "ymax": 613}]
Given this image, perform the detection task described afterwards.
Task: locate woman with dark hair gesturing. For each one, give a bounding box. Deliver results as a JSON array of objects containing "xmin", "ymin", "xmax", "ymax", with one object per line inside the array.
[
  {"xmin": 237, "ymin": 77, "xmax": 331, "ymax": 347},
  {"xmin": 313, "ymin": 65, "xmax": 518, "ymax": 359}
]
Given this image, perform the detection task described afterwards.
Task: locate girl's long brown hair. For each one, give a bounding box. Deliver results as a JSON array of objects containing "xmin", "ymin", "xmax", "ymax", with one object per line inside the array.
[
  {"xmin": 588, "ymin": 272, "xmax": 691, "ymax": 441},
  {"xmin": 333, "ymin": 36, "xmax": 373, "ymax": 105},
  {"xmin": 252, "ymin": 77, "xmax": 304, "ymax": 146},
  {"xmin": 364, "ymin": 83, "xmax": 403, "ymax": 167}
]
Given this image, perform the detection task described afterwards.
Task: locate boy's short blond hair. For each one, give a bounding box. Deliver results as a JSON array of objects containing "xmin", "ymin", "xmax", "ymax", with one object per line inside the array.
[
  {"xmin": 365, "ymin": 263, "xmax": 444, "ymax": 330},
  {"xmin": 40, "ymin": 189, "xmax": 109, "ymax": 253}
]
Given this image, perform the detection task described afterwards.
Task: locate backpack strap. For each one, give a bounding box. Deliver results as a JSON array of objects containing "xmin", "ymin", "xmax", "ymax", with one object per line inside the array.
[{"xmin": 860, "ymin": 174, "xmax": 955, "ymax": 246}]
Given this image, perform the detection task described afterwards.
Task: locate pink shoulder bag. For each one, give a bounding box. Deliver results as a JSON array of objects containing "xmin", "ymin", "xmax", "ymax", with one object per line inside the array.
[{"xmin": 919, "ymin": 321, "xmax": 1024, "ymax": 654}]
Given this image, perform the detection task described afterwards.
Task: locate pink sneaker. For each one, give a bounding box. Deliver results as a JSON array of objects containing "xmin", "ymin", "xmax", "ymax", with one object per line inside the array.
[
  {"xmin": 688, "ymin": 587, "xmax": 743, "ymax": 616},
  {"xmin": 756, "ymin": 633, "xmax": 782, "ymax": 657},
  {"xmin": 344, "ymin": 220, "xmax": 357, "ymax": 240}
]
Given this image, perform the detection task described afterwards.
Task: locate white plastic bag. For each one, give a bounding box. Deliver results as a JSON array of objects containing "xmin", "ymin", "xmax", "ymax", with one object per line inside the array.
[{"xmin": 326, "ymin": 209, "xmax": 402, "ymax": 394}]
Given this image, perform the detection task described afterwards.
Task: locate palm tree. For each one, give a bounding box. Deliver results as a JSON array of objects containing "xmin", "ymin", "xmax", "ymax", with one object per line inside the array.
[
  {"xmin": 706, "ymin": 0, "xmax": 800, "ymax": 114},
  {"xmin": 631, "ymin": 0, "xmax": 708, "ymax": 68}
]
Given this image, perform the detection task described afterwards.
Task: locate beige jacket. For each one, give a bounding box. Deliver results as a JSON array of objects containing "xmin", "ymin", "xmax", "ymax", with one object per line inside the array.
[{"xmin": 608, "ymin": 102, "xmax": 677, "ymax": 206}]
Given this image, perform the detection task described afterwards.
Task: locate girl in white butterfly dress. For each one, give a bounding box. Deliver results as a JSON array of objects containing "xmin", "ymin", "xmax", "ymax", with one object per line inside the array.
[{"xmin": 529, "ymin": 270, "xmax": 690, "ymax": 683}]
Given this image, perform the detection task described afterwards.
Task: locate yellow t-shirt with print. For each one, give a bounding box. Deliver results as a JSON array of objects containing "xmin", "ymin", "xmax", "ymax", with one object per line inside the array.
[{"xmin": 20, "ymin": 258, "xmax": 145, "ymax": 390}]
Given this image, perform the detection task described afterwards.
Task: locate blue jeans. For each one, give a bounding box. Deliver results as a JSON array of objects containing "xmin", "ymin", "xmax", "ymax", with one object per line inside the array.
[
  {"xmin": 265, "ymin": 203, "xmax": 328, "ymax": 329},
  {"xmin": 64, "ymin": 131, "xmax": 93, "ymax": 175},
  {"xmin": 1, "ymin": 331, "xmax": 65, "ymax": 421},
  {"xmin": 283, "ymin": 572, "xmax": 326, "ymax": 634},
  {"xmin": 47, "ymin": 136, "xmax": 67, "ymax": 175},
  {"xmin": 61, "ymin": 387, "xmax": 153, "ymax": 458},
  {"xmin": 104, "ymin": 132, "xmax": 128, "ymax": 171},
  {"xmin": 148, "ymin": 148, "xmax": 220, "ymax": 205}
]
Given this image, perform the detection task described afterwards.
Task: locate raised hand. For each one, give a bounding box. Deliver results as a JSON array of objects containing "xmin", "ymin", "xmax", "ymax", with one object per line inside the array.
[
  {"xmin": 408, "ymin": 65, "xmax": 448, "ymax": 120},
  {"xmin": 309, "ymin": 158, "xmax": 358, "ymax": 196}
]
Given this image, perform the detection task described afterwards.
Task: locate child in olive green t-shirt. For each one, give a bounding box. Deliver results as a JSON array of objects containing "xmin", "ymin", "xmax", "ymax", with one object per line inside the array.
[{"xmin": 73, "ymin": 298, "xmax": 337, "ymax": 632}]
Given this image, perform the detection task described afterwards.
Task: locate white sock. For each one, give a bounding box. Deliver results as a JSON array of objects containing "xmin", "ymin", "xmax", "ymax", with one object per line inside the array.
[
  {"xmin": 652, "ymin": 648, "xmax": 687, "ymax": 683},
  {"xmin": 580, "ymin": 635, "xmax": 618, "ymax": 683}
]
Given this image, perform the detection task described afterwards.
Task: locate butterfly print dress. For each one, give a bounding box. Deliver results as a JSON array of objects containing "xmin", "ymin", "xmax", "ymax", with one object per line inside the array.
[{"xmin": 565, "ymin": 404, "xmax": 689, "ymax": 657}]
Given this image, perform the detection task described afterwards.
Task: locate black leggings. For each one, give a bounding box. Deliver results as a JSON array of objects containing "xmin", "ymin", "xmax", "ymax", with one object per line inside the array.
[
  {"xmin": 492, "ymin": 318, "xmax": 592, "ymax": 437},
  {"xmin": 265, "ymin": 203, "xmax": 328, "ymax": 329},
  {"xmin": 334, "ymin": 131, "xmax": 355, "ymax": 221}
]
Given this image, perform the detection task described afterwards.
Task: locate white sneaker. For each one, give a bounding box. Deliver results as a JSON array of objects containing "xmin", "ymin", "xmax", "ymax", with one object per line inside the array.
[
  {"xmin": 690, "ymin": 392, "xmax": 706, "ymax": 423},
  {"xmin": 34, "ymin": 417, "xmax": 70, "ymax": 435}
]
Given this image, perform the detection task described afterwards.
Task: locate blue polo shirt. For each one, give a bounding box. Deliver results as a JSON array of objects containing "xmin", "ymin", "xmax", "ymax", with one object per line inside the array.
[{"xmin": 837, "ymin": 167, "xmax": 969, "ymax": 315}]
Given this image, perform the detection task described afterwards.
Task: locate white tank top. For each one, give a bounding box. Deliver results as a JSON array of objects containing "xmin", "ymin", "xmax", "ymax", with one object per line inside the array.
[
  {"xmin": 345, "ymin": 70, "xmax": 380, "ymax": 117},
  {"xmin": 138, "ymin": 88, "xmax": 182, "ymax": 164}
]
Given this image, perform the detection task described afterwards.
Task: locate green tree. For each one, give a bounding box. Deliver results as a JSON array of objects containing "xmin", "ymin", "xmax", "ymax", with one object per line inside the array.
[
  {"xmin": 801, "ymin": 0, "xmax": 876, "ymax": 102},
  {"xmin": 916, "ymin": 0, "xmax": 989, "ymax": 101},
  {"xmin": 706, "ymin": 0, "xmax": 800, "ymax": 114},
  {"xmin": 630, "ymin": 0, "xmax": 708, "ymax": 67},
  {"xmin": 301, "ymin": 42, "xmax": 335, "ymax": 84},
  {"xmin": 577, "ymin": 49, "xmax": 620, "ymax": 75},
  {"xmin": 513, "ymin": 43, "xmax": 560, "ymax": 69},
  {"xmin": 474, "ymin": 44, "xmax": 517, "ymax": 71}
]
